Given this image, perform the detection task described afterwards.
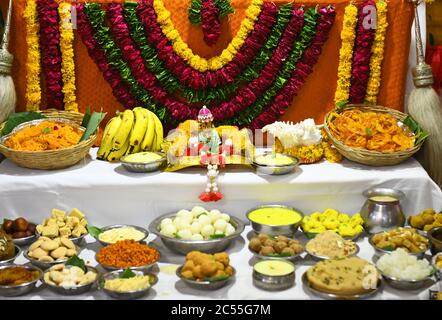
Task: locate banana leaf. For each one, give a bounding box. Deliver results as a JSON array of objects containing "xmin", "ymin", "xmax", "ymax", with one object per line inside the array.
[{"xmin": 80, "ymin": 112, "xmax": 106, "ymax": 142}]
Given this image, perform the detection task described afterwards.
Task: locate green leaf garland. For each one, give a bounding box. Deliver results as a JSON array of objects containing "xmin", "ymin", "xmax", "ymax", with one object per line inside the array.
[{"xmin": 188, "ymin": 0, "xmax": 235, "ymax": 25}]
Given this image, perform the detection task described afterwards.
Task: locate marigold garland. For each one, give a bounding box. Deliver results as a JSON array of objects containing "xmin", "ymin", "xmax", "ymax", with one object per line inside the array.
[
  {"xmin": 58, "ymin": 3, "xmax": 78, "ymax": 112},
  {"xmin": 365, "ymin": 0, "xmax": 388, "ymax": 104},
  {"xmin": 24, "ymin": 0, "xmax": 41, "ymax": 111},
  {"xmin": 334, "ymin": 3, "xmax": 358, "ymax": 105},
  {"xmin": 152, "ymin": 0, "xmax": 263, "ymax": 71}
]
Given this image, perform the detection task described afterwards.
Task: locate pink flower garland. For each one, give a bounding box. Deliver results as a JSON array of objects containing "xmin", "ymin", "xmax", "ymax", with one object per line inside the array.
[
  {"xmin": 37, "ymin": 0, "xmax": 64, "ymax": 110},
  {"xmin": 107, "ymin": 3, "xmax": 304, "ymax": 121},
  {"xmin": 137, "ymin": 0, "xmax": 277, "ymax": 89},
  {"xmin": 250, "ymin": 7, "xmax": 336, "ymax": 129},
  {"xmin": 76, "ymin": 4, "xmax": 139, "ymax": 109},
  {"xmin": 201, "ymin": 0, "xmax": 221, "ymax": 46},
  {"xmin": 349, "ymin": 0, "xmax": 376, "ymax": 103}
]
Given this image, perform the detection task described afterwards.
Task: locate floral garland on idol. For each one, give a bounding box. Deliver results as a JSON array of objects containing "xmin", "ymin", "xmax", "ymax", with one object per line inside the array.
[
  {"xmin": 334, "ymin": 0, "xmax": 388, "ymax": 106},
  {"xmin": 24, "ymin": 0, "xmax": 41, "ymax": 111},
  {"xmin": 188, "ymin": 0, "xmax": 235, "ymax": 46}
]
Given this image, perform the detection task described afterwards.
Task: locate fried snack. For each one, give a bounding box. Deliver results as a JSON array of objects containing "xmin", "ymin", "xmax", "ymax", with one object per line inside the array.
[
  {"xmin": 409, "ymin": 208, "xmax": 442, "ymax": 232},
  {"xmin": 181, "ymin": 251, "xmax": 234, "ymax": 282},
  {"xmin": 248, "ymin": 234, "xmax": 303, "ymax": 257},
  {"xmin": 329, "ymin": 110, "xmax": 415, "ymax": 152},
  {"xmin": 371, "ymin": 227, "xmax": 429, "ymax": 253}
]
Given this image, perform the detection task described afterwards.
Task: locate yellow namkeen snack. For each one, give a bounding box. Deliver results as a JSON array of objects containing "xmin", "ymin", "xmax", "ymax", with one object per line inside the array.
[
  {"xmin": 329, "ymin": 110, "xmax": 415, "ymax": 152},
  {"xmin": 5, "ymin": 121, "xmax": 82, "ymax": 151}
]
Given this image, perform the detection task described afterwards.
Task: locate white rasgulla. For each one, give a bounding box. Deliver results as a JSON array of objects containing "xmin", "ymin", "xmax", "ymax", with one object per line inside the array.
[
  {"xmin": 198, "ymin": 215, "xmax": 211, "ymax": 226},
  {"xmin": 177, "ymin": 229, "xmax": 192, "ymax": 240},
  {"xmin": 160, "ymin": 224, "xmax": 177, "ymax": 237},
  {"xmin": 176, "ymin": 209, "xmax": 191, "ymax": 218},
  {"xmin": 175, "ymin": 218, "xmax": 191, "ymax": 231},
  {"xmin": 220, "ymin": 213, "xmax": 230, "ymax": 222},
  {"xmin": 191, "ymin": 206, "xmax": 207, "ymax": 216},
  {"xmin": 201, "ymin": 224, "xmax": 215, "ymax": 238},
  {"xmin": 214, "ymin": 219, "xmax": 227, "ymax": 232},
  {"xmin": 190, "ymin": 234, "xmax": 204, "ymax": 241},
  {"xmin": 214, "ymin": 230, "xmax": 225, "ymax": 236},
  {"xmin": 225, "ymin": 224, "xmax": 235, "ymax": 236},
  {"xmin": 209, "ymin": 211, "xmax": 221, "ymax": 223},
  {"xmin": 160, "ymin": 218, "xmax": 173, "ymax": 229},
  {"xmin": 190, "ymin": 222, "xmax": 202, "ymax": 234}
]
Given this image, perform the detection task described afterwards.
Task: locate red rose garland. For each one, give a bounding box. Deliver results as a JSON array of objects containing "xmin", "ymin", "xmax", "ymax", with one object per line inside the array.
[
  {"xmin": 201, "ymin": 0, "xmax": 221, "ymax": 46},
  {"xmin": 349, "ymin": 0, "xmax": 376, "ymax": 103},
  {"xmin": 37, "ymin": 0, "xmax": 64, "ymax": 110},
  {"xmin": 250, "ymin": 7, "xmax": 336, "ymax": 129}
]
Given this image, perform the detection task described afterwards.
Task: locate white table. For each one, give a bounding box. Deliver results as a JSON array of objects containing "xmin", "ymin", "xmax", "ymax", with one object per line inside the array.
[{"xmin": 0, "ymin": 148, "xmax": 441, "ymax": 300}]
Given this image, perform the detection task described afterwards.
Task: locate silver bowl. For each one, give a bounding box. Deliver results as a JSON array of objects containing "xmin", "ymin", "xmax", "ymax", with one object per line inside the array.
[
  {"xmin": 248, "ymin": 237, "xmax": 304, "ymax": 262},
  {"xmin": 252, "ymin": 260, "xmax": 296, "ymax": 291},
  {"xmin": 0, "ymin": 264, "xmax": 43, "ymax": 297},
  {"xmin": 120, "ymin": 152, "xmax": 166, "ymax": 173},
  {"xmin": 1, "ymin": 223, "xmax": 38, "ymax": 246},
  {"xmin": 92, "ymin": 224, "xmax": 149, "ymax": 247},
  {"xmin": 368, "ymin": 230, "xmax": 429, "ymax": 259},
  {"xmin": 99, "ymin": 269, "xmax": 158, "ymax": 299},
  {"xmin": 428, "ymin": 227, "xmax": 442, "ymax": 255},
  {"xmin": 0, "ymin": 245, "xmax": 21, "ymax": 265},
  {"xmin": 302, "ymin": 272, "xmax": 382, "ymax": 300},
  {"xmin": 377, "ymin": 268, "xmax": 436, "ymax": 291},
  {"xmin": 176, "ymin": 266, "xmax": 235, "ymax": 290},
  {"xmin": 306, "ymin": 243, "xmax": 360, "ymax": 261},
  {"xmin": 24, "ymin": 246, "xmax": 81, "ymax": 270},
  {"xmin": 252, "ymin": 152, "xmax": 299, "ymax": 175},
  {"xmin": 431, "ymin": 252, "xmax": 442, "ymax": 276},
  {"xmin": 36, "ymin": 231, "xmax": 88, "ymax": 247},
  {"xmin": 43, "ymin": 265, "xmax": 99, "ymax": 295},
  {"xmin": 246, "ymin": 205, "xmax": 304, "ymax": 237},
  {"xmin": 149, "ymin": 213, "xmax": 245, "ymax": 255},
  {"xmin": 95, "ymin": 251, "xmax": 159, "ymax": 272}
]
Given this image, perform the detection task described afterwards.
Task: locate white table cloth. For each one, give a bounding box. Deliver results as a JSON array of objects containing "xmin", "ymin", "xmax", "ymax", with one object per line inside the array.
[{"xmin": 0, "ymin": 148, "xmax": 441, "ymax": 300}]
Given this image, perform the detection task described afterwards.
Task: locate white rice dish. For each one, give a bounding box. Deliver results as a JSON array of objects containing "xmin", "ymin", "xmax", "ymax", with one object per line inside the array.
[{"xmin": 376, "ymin": 248, "xmax": 433, "ymax": 281}]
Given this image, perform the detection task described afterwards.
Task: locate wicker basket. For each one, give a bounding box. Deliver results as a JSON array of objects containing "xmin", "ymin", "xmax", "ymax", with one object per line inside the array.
[
  {"xmin": 323, "ymin": 104, "xmax": 423, "ymax": 166},
  {"xmin": 0, "ymin": 109, "xmax": 96, "ymax": 170}
]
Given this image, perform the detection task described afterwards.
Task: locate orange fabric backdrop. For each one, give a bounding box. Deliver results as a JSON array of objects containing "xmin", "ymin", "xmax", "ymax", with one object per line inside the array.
[{"xmin": 2, "ymin": 0, "xmax": 413, "ymax": 125}]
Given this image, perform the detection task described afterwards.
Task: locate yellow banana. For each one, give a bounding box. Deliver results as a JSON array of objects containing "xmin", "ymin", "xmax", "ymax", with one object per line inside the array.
[
  {"xmin": 128, "ymin": 107, "xmax": 149, "ymax": 154},
  {"xmin": 141, "ymin": 110, "xmax": 156, "ymax": 151},
  {"xmin": 112, "ymin": 109, "xmax": 134, "ymax": 151},
  {"xmin": 106, "ymin": 134, "xmax": 130, "ymax": 162},
  {"xmin": 151, "ymin": 111, "xmax": 164, "ymax": 151},
  {"xmin": 97, "ymin": 115, "xmax": 122, "ymax": 160}
]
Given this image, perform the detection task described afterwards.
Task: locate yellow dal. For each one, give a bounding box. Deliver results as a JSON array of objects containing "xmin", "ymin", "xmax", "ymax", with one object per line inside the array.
[{"xmin": 248, "ymin": 207, "xmax": 302, "ymax": 226}]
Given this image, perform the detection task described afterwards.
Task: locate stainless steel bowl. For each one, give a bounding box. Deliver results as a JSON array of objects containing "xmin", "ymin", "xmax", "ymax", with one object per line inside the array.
[
  {"xmin": 246, "ymin": 205, "xmax": 304, "ymax": 237},
  {"xmin": 43, "ymin": 265, "xmax": 98, "ymax": 295},
  {"xmin": 428, "ymin": 227, "xmax": 442, "ymax": 255},
  {"xmin": 24, "ymin": 246, "xmax": 81, "ymax": 270},
  {"xmin": 378, "ymin": 268, "xmax": 436, "ymax": 291},
  {"xmin": 252, "ymin": 152, "xmax": 299, "ymax": 175},
  {"xmin": 35, "ymin": 231, "xmax": 88, "ymax": 247},
  {"xmin": 92, "ymin": 224, "xmax": 149, "ymax": 247},
  {"xmin": 176, "ymin": 266, "xmax": 235, "ymax": 290},
  {"xmin": 120, "ymin": 152, "xmax": 166, "ymax": 173},
  {"xmin": 95, "ymin": 251, "xmax": 158, "ymax": 272},
  {"xmin": 0, "ymin": 264, "xmax": 43, "ymax": 297},
  {"xmin": 302, "ymin": 272, "xmax": 382, "ymax": 300},
  {"xmin": 247, "ymin": 236, "xmax": 304, "ymax": 262},
  {"xmin": 306, "ymin": 243, "xmax": 360, "ymax": 261},
  {"xmin": 0, "ymin": 223, "xmax": 38, "ymax": 246},
  {"xmin": 149, "ymin": 213, "xmax": 245, "ymax": 255},
  {"xmin": 431, "ymin": 252, "xmax": 442, "ymax": 276},
  {"xmin": 0, "ymin": 245, "xmax": 21, "ymax": 265},
  {"xmin": 99, "ymin": 269, "xmax": 158, "ymax": 299},
  {"xmin": 252, "ymin": 260, "xmax": 295, "ymax": 291},
  {"xmin": 368, "ymin": 230, "xmax": 429, "ymax": 259}
]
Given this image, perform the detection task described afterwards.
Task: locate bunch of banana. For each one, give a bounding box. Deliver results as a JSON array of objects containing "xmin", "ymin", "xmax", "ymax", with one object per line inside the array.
[{"xmin": 97, "ymin": 107, "xmax": 164, "ymax": 162}]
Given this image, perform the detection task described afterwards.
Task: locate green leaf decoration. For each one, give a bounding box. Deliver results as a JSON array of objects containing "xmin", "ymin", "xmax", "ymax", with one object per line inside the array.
[
  {"xmin": 381, "ymin": 245, "xmax": 394, "ymax": 251},
  {"xmin": 205, "ymin": 274, "xmax": 230, "ymax": 282},
  {"xmin": 66, "ymin": 255, "xmax": 87, "ymax": 273},
  {"xmin": 335, "ymin": 100, "xmax": 348, "ymax": 110},
  {"xmin": 87, "ymin": 225, "xmax": 102, "ymax": 238},
  {"xmin": 80, "ymin": 111, "xmax": 107, "ymax": 142},
  {"xmin": 120, "ymin": 268, "xmax": 137, "ymax": 279},
  {"xmin": 81, "ymin": 106, "xmax": 92, "ymax": 128},
  {"xmin": 42, "ymin": 127, "xmax": 52, "ymax": 134},
  {"xmin": 1, "ymin": 112, "xmax": 46, "ymax": 137},
  {"xmin": 209, "ymin": 233, "xmax": 226, "ymax": 240},
  {"xmin": 403, "ymin": 115, "xmax": 429, "ymax": 145},
  {"xmin": 365, "ymin": 127, "xmax": 373, "ymax": 137}
]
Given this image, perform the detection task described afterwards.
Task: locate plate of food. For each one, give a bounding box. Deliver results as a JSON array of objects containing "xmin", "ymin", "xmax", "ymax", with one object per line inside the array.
[
  {"xmin": 100, "ymin": 268, "xmax": 158, "ymax": 299},
  {"xmin": 88, "ymin": 224, "xmax": 149, "ymax": 246},
  {"xmin": 305, "ymin": 230, "xmax": 359, "ymax": 260},
  {"xmin": 0, "ymin": 264, "xmax": 43, "ymax": 297},
  {"xmin": 120, "ymin": 152, "xmax": 167, "ymax": 173},
  {"xmin": 1, "ymin": 217, "xmax": 37, "ymax": 246},
  {"xmin": 302, "ymin": 257, "xmax": 382, "ymax": 300},
  {"xmin": 248, "ymin": 233, "xmax": 304, "ymax": 261},
  {"xmin": 0, "ymin": 230, "xmax": 21, "ymax": 265},
  {"xmin": 252, "ymin": 152, "xmax": 299, "ymax": 175},
  {"xmin": 408, "ymin": 208, "xmax": 442, "ymax": 234}
]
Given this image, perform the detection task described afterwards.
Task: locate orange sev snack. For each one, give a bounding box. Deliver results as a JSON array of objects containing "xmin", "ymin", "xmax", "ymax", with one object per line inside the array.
[
  {"xmin": 96, "ymin": 240, "xmax": 160, "ymax": 268},
  {"xmin": 329, "ymin": 110, "xmax": 414, "ymax": 152},
  {"xmin": 4, "ymin": 121, "xmax": 82, "ymax": 151}
]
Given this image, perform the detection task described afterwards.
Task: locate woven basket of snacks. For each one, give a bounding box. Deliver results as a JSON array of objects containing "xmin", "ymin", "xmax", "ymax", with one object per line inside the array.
[
  {"xmin": 0, "ymin": 109, "xmax": 96, "ymax": 170},
  {"xmin": 324, "ymin": 104, "xmax": 426, "ymax": 166}
]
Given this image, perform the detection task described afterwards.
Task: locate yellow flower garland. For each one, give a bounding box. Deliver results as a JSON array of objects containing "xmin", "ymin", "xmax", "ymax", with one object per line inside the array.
[
  {"xmin": 153, "ymin": 0, "xmax": 263, "ymax": 72},
  {"xmin": 24, "ymin": 0, "xmax": 41, "ymax": 111},
  {"xmin": 365, "ymin": 0, "xmax": 388, "ymax": 104},
  {"xmin": 334, "ymin": 3, "xmax": 358, "ymax": 105},
  {"xmin": 58, "ymin": 3, "xmax": 78, "ymax": 112}
]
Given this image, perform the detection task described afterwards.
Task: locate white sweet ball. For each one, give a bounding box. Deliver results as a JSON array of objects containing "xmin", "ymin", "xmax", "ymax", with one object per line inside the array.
[
  {"xmin": 214, "ymin": 219, "xmax": 227, "ymax": 232},
  {"xmin": 160, "ymin": 224, "xmax": 177, "ymax": 237},
  {"xmin": 225, "ymin": 223, "xmax": 235, "ymax": 236},
  {"xmin": 190, "ymin": 234, "xmax": 204, "ymax": 241},
  {"xmin": 201, "ymin": 224, "xmax": 215, "ymax": 238},
  {"xmin": 208, "ymin": 211, "xmax": 221, "ymax": 223},
  {"xmin": 220, "ymin": 213, "xmax": 230, "ymax": 222},
  {"xmin": 160, "ymin": 218, "xmax": 173, "ymax": 229},
  {"xmin": 210, "ymin": 209, "xmax": 221, "ymax": 216},
  {"xmin": 198, "ymin": 214, "xmax": 211, "ymax": 226},
  {"xmin": 176, "ymin": 209, "xmax": 190, "ymax": 218},
  {"xmin": 190, "ymin": 222, "xmax": 202, "ymax": 234},
  {"xmin": 175, "ymin": 218, "xmax": 191, "ymax": 231},
  {"xmin": 191, "ymin": 206, "xmax": 207, "ymax": 216},
  {"xmin": 177, "ymin": 229, "xmax": 192, "ymax": 240}
]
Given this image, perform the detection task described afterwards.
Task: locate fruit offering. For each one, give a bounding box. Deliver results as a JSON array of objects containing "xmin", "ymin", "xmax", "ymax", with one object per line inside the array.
[
  {"xmin": 306, "ymin": 230, "xmax": 358, "ymax": 259},
  {"xmin": 249, "ymin": 234, "xmax": 304, "ymax": 257},
  {"xmin": 27, "ymin": 237, "xmax": 77, "ymax": 262},
  {"xmin": 301, "ymin": 209, "xmax": 364, "ymax": 238},
  {"xmin": 44, "ymin": 264, "xmax": 97, "ymax": 288},
  {"xmin": 0, "ymin": 266, "xmax": 40, "ymax": 286},
  {"xmin": 180, "ymin": 251, "xmax": 234, "ymax": 282},
  {"xmin": 0, "ymin": 230, "xmax": 15, "ymax": 261},
  {"xmin": 1, "ymin": 217, "xmax": 36, "ymax": 239},
  {"xmin": 97, "ymin": 107, "xmax": 164, "ymax": 162},
  {"xmin": 371, "ymin": 227, "xmax": 429, "ymax": 253},
  {"xmin": 159, "ymin": 206, "xmax": 235, "ymax": 240},
  {"xmin": 96, "ymin": 240, "xmax": 160, "ymax": 269},
  {"xmin": 409, "ymin": 208, "xmax": 442, "ymax": 231},
  {"xmin": 36, "ymin": 208, "xmax": 88, "ymax": 238}
]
